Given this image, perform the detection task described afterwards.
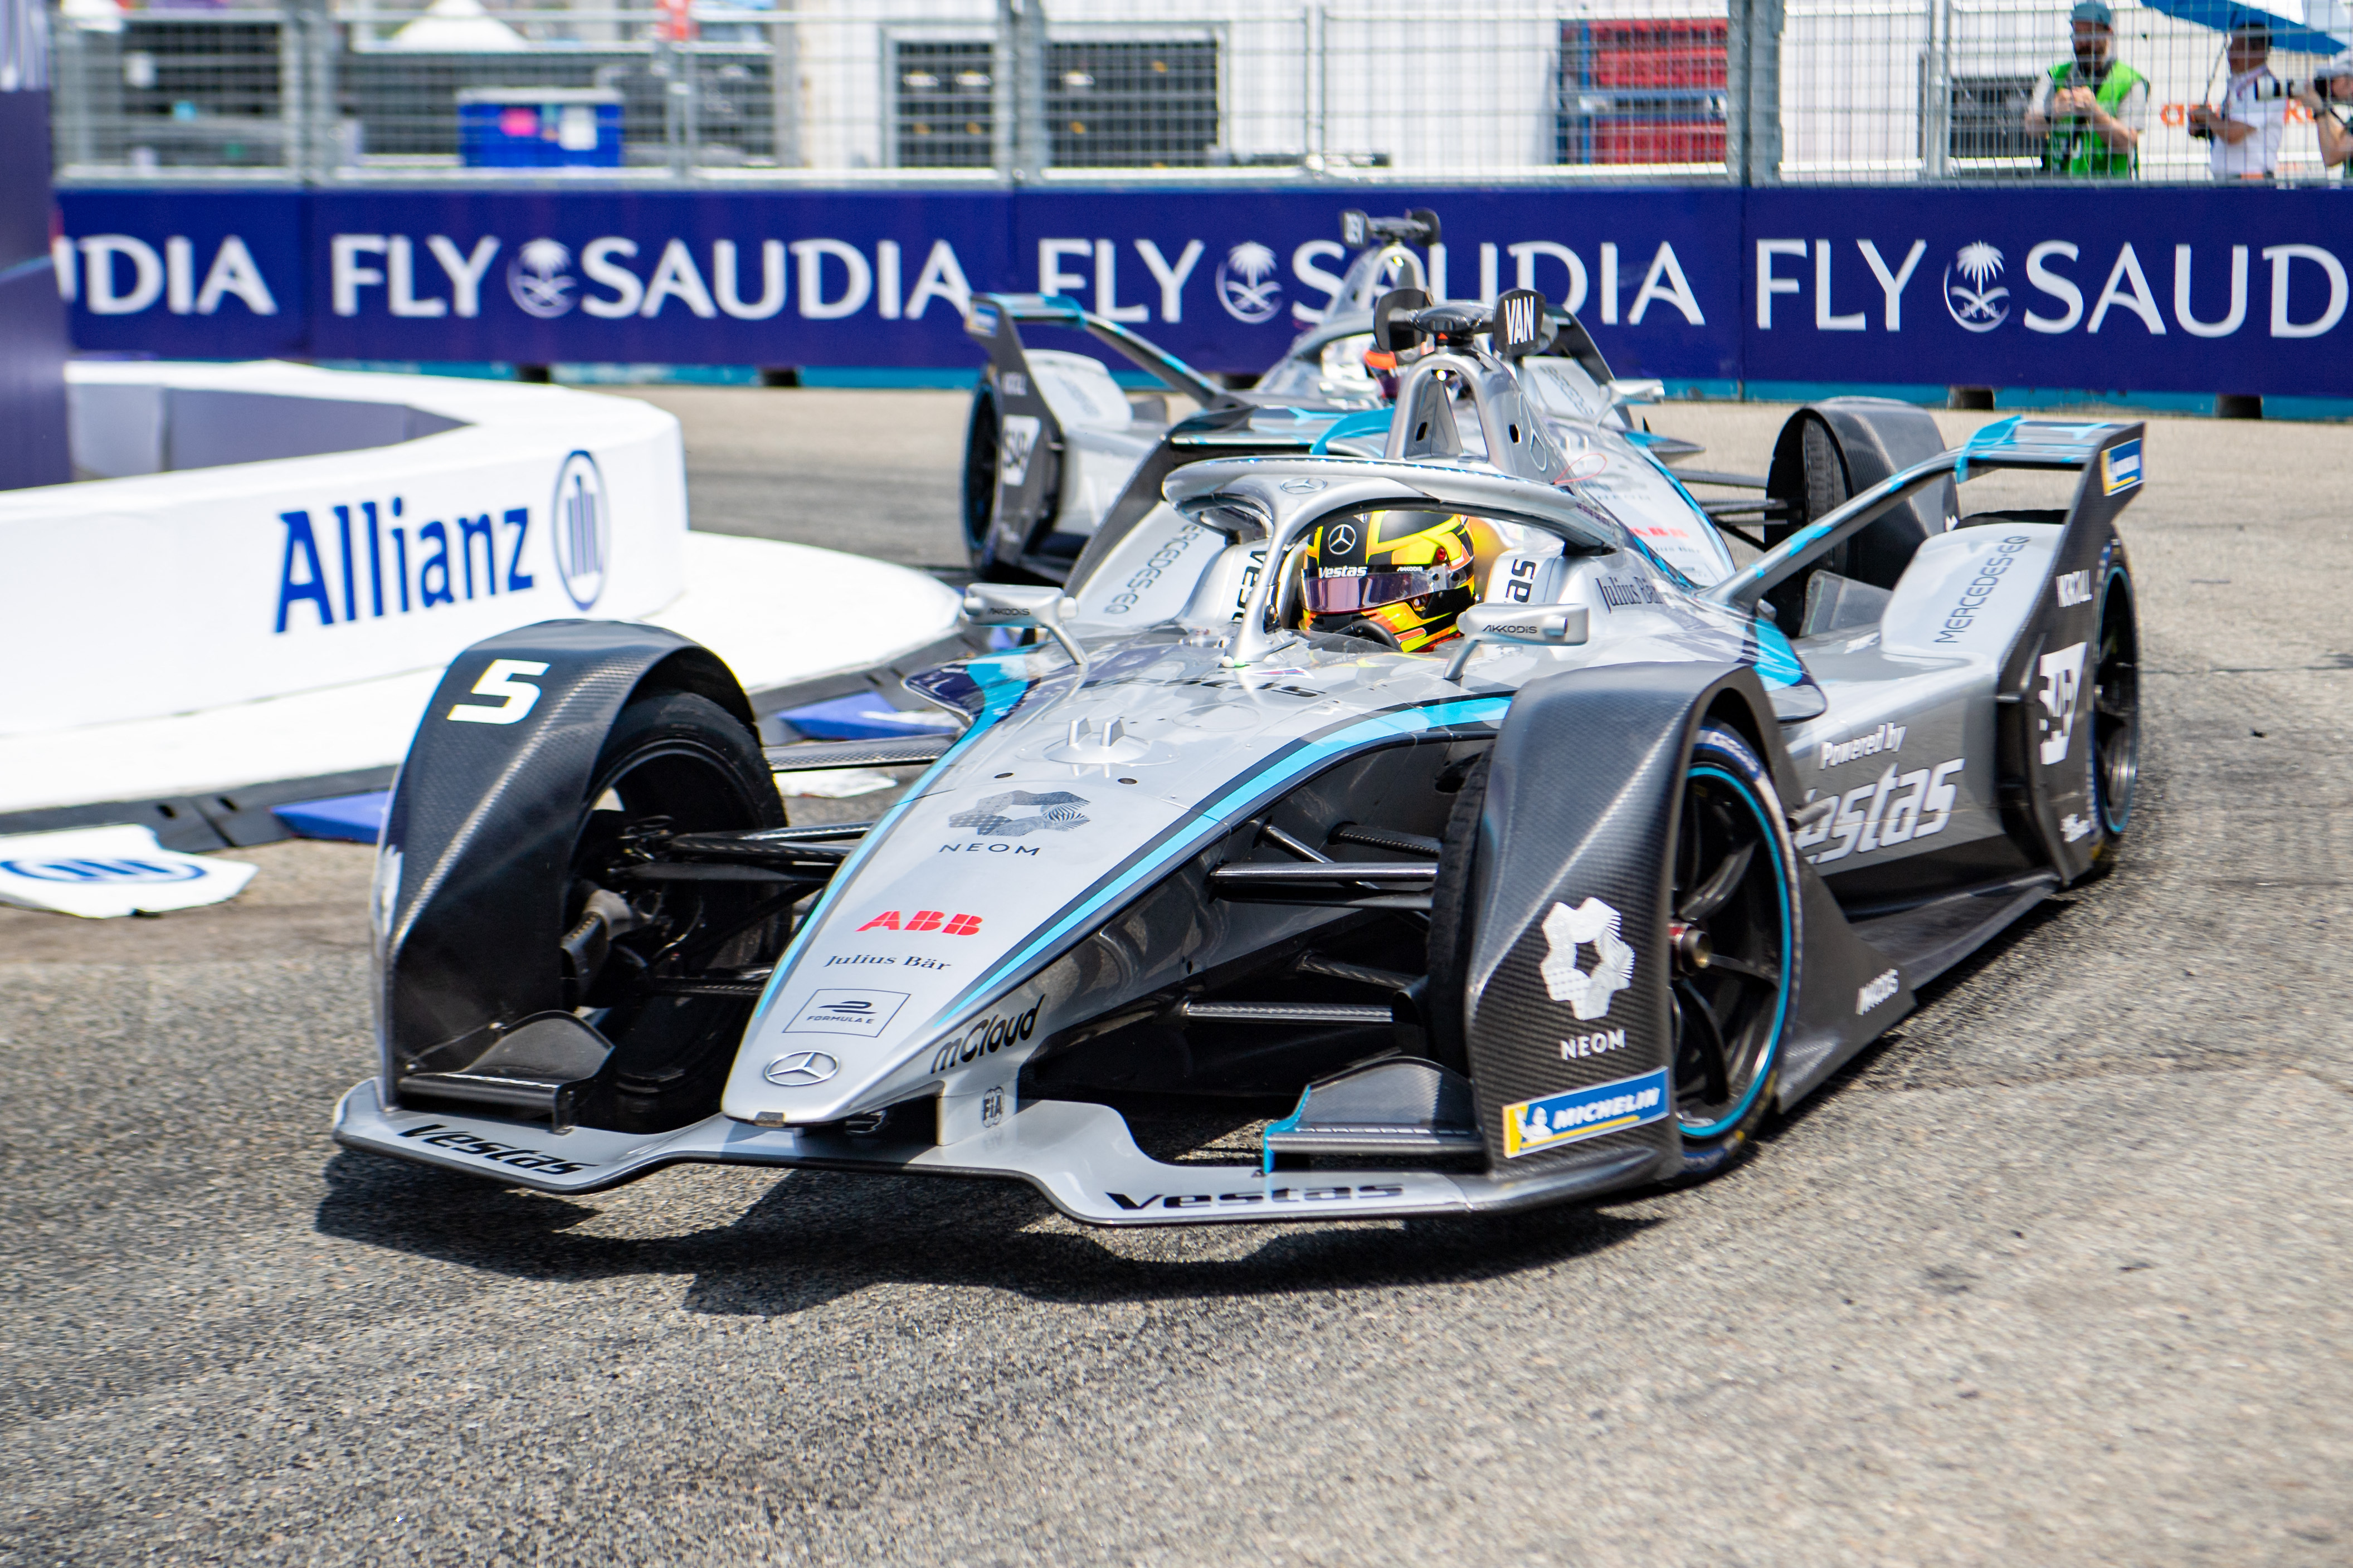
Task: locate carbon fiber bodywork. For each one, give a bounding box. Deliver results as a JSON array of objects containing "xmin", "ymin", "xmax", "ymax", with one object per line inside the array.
[{"xmin": 339, "ymin": 361, "xmax": 2143, "ymax": 1225}]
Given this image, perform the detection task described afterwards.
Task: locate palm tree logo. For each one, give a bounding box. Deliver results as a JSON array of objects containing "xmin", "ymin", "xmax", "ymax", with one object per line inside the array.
[
  {"xmin": 1942, "ymin": 242, "xmax": 2009, "ymax": 334},
  {"xmin": 508, "ymin": 237, "xmax": 577, "ymax": 319},
  {"xmin": 1216, "ymin": 241, "xmax": 1283, "ymax": 324}
]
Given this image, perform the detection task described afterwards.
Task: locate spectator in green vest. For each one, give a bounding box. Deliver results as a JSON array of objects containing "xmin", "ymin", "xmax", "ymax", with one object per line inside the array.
[{"xmin": 2025, "ymin": 0, "xmax": 2148, "ymax": 176}]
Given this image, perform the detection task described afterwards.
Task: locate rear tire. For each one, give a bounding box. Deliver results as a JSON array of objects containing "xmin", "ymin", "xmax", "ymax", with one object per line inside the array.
[
  {"xmin": 1665, "ymin": 723, "xmax": 1796, "ymax": 1180},
  {"xmin": 962, "ymin": 385, "xmax": 1041, "ymax": 582},
  {"xmin": 566, "ymin": 690, "xmax": 787, "ymax": 1134},
  {"xmin": 2084, "ymin": 566, "xmax": 2140, "ymax": 873}
]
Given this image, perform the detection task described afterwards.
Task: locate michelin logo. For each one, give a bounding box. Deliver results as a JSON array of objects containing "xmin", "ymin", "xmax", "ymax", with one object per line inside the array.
[{"xmin": 1503, "ymin": 1068, "xmax": 1670, "ymax": 1159}]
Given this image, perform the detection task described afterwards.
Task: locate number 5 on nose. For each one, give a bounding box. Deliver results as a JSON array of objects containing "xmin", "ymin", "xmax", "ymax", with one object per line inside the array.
[{"xmin": 446, "ymin": 659, "xmax": 551, "ymax": 724}]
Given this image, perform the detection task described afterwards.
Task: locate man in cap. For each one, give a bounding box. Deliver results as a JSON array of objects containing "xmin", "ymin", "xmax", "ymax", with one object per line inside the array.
[
  {"xmin": 2025, "ymin": 0, "xmax": 2148, "ymax": 176},
  {"xmin": 2294, "ymin": 58, "xmax": 2353, "ymax": 173},
  {"xmin": 2189, "ymin": 19, "xmax": 2285, "ymax": 178}
]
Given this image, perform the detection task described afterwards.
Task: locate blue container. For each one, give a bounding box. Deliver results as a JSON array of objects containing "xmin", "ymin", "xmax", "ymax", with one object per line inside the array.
[{"xmin": 456, "ymin": 87, "xmax": 625, "ymax": 168}]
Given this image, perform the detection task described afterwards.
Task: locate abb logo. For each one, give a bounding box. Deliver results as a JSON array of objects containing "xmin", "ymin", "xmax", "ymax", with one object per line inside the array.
[{"xmin": 858, "ymin": 909, "xmax": 983, "ymax": 936}]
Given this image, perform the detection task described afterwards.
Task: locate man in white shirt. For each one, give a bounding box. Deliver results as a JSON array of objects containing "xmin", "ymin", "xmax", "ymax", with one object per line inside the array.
[{"xmin": 2190, "ymin": 20, "xmax": 2286, "ymax": 178}]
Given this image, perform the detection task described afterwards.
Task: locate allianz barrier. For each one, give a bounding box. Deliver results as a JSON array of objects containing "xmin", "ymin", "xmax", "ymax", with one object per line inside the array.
[{"xmin": 55, "ymin": 186, "xmax": 2353, "ymax": 398}]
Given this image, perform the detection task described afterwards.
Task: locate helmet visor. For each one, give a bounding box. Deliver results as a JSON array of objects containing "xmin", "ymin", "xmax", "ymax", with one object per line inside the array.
[{"xmin": 1303, "ymin": 566, "xmax": 1462, "ymax": 616}]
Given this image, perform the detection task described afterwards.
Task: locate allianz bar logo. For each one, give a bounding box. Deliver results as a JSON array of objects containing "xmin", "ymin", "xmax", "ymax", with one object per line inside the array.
[{"xmin": 270, "ymin": 451, "xmax": 608, "ymax": 634}]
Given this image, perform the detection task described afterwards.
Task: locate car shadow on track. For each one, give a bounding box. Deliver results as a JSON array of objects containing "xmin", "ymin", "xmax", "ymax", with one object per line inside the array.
[{"xmin": 312, "ymin": 1149, "xmax": 1660, "ymax": 1316}]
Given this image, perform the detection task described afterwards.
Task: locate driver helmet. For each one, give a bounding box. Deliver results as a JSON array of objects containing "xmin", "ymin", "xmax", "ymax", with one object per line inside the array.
[{"xmin": 1302, "ymin": 510, "xmax": 1477, "ymax": 652}]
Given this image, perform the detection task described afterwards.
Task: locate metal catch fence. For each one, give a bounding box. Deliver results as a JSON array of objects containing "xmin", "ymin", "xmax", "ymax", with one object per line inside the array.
[{"xmin": 45, "ymin": 0, "xmax": 2353, "ymax": 183}]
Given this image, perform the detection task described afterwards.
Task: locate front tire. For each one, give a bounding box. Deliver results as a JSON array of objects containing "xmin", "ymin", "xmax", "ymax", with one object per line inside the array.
[
  {"xmin": 1666, "ymin": 723, "xmax": 1797, "ymax": 1180},
  {"xmin": 565, "ymin": 690, "xmax": 787, "ymax": 1134}
]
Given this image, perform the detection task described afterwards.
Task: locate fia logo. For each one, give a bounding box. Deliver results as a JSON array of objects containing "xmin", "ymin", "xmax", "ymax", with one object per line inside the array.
[
  {"xmin": 1539, "ymin": 897, "xmax": 1635, "ymax": 1022},
  {"xmin": 981, "ymin": 1086, "xmax": 1005, "ymax": 1129},
  {"xmin": 1943, "ymin": 242, "xmax": 2010, "ymax": 334},
  {"xmin": 2037, "ymin": 641, "xmax": 2088, "ymax": 765},
  {"xmin": 508, "ymin": 238, "xmax": 576, "ymax": 319},
  {"xmin": 1216, "ymin": 242, "xmax": 1283, "ymax": 324},
  {"xmin": 550, "ymin": 451, "xmax": 609, "ymax": 610}
]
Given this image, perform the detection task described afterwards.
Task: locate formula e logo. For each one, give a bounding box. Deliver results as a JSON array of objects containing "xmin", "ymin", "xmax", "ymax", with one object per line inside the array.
[
  {"xmin": 2054, "ymin": 569, "xmax": 2093, "ymax": 608},
  {"xmin": 998, "ymin": 414, "xmax": 1042, "ymax": 487},
  {"xmin": 551, "ymin": 451, "xmax": 610, "ymax": 610},
  {"xmin": 948, "ymin": 790, "xmax": 1089, "ymax": 837},
  {"xmin": 2037, "ymin": 641, "xmax": 2088, "ymax": 765},
  {"xmin": 782, "ymin": 988, "xmax": 907, "ymax": 1041},
  {"xmin": 1857, "ymin": 968, "xmax": 1901, "ymax": 1015},
  {"xmin": 508, "ymin": 237, "xmax": 577, "ymax": 319},
  {"xmin": 1216, "ymin": 242, "xmax": 1283, "ymax": 324},
  {"xmin": 1942, "ymin": 242, "xmax": 2009, "ymax": 334},
  {"xmin": 0, "ymin": 857, "xmax": 203, "ymax": 885},
  {"xmin": 1540, "ymin": 897, "xmax": 1635, "ymax": 1022}
]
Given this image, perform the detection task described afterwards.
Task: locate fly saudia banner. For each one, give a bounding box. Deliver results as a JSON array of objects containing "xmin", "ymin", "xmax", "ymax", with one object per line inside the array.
[{"xmin": 55, "ymin": 185, "xmax": 2353, "ymax": 395}]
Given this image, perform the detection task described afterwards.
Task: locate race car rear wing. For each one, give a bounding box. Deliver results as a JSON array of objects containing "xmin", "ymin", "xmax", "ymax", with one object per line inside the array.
[
  {"xmin": 1706, "ymin": 415, "xmax": 2146, "ymax": 886},
  {"xmin": 1702, "ymin": 417, "xmax": 2145, "ymax": 614},
  {"xmin": 965, "ymin": 294, "xmax": 1234, "ymax": 410}
]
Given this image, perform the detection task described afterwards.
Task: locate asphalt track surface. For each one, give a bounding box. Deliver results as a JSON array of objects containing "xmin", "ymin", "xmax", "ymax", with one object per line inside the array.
[{"xmin": 4, "ymin": 394, "xmax": 2350, "ymax": 1566}]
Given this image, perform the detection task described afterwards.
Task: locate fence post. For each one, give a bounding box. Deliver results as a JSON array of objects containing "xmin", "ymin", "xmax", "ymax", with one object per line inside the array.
[
  {"xmin": 1726, "ymin": 0, "xmax": 1782, "ymax": 184},
  {"xmin": 280, "ymin": 0, "xmax": 334, "ymax": 183},
  {"xmin": 769, "ymin": 6, "xmax": 800, "ymax": 169},
  {"xmin": 995, "ymin": 0, "xmax": 1047, "ymax": 181}
]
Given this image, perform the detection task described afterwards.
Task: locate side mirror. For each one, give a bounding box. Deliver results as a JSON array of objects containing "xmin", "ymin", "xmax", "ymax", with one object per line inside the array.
[
  {"xmin": 1441, "ymin": 603, "xmax": 1589, "ymax": 682},
  {"xmin": 961, "ymin": 584, "xmax": 1087, "ymax": 671},
  {"xmin": 961, "ymin": 583, "xmax": 1071, "ymax": 626},
  {"xmin": 1606, "ymin": 378, "xmax": 1666, "ymax": 409}
]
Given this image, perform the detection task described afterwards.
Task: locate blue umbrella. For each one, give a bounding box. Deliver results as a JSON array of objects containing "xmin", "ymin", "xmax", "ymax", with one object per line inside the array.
[{"xmin": 2134, "ymin": 0, "xmax": 2345, "ymax": 53}]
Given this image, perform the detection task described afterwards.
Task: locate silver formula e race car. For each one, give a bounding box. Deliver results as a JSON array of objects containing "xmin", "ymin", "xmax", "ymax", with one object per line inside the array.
[{"xmin": 335, "ymin": 292, "xmax": 2143, "ymax": 1225}]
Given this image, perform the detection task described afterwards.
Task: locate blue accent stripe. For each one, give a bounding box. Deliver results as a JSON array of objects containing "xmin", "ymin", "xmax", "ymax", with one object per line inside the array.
[
  {"xmin": 1749, "ymin": 619, "xmax": 1806, "ymax": 690},
  {"xmin": 746, "ymin": 655, "xmax": 1041, "ymax": 1018},
  {"xmin": 1310, "ymin": 408, "xmax": 1395, "ymax": 455},
  {"xmin": 926, "ymin": 693, "xmax": 1512, "ymax": 1032}
]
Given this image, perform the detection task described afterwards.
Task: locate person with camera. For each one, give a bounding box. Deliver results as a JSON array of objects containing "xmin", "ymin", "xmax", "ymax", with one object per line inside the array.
[
  {"xmin": 2025, "ymin": 0, "xmax": 2148, "ymax": 176},
  {"xmin": 2294, "ymin": 58, "xmax": 2353, "ymax": 174},
  {"xmin": 2189, "ymin": 19, "xmax": 2285, "ymax": 178}
]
